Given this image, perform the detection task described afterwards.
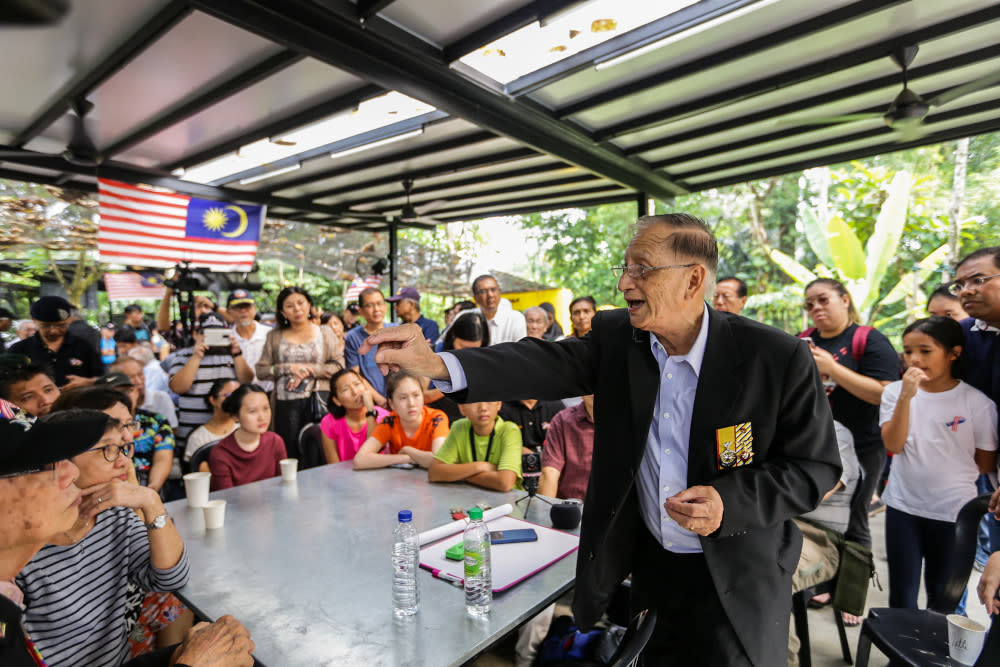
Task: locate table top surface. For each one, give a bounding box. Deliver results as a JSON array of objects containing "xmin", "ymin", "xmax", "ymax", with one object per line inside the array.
[{"xmin": 166, "ymin": 463, "xmax": 578, "ymax": 667}]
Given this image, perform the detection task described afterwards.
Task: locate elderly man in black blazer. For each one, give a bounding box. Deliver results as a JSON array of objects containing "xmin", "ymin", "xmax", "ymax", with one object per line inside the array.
[{"xmin": 362, "ymin": 213, "xmax": 841, "ymax": 666}]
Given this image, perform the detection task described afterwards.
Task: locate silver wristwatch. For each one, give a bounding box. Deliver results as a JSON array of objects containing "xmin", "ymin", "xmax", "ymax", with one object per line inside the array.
[{"xmin": 146, "ymin": 512, "xmax": 170, "ymax": 530}]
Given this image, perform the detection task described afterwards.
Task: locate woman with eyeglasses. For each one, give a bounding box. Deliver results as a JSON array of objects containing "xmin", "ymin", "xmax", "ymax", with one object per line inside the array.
[
  {"xmin": 17, "ymin": 387, "xmax": 192, "ymax": 667},
  {"xmin": 798, "ymin": 279, "xmax": 899, "ymax": 618}
]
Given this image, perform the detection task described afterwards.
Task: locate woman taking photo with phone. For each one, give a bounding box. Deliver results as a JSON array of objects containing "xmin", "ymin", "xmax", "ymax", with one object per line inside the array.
[{"xmin": 256, "ymin": 287, "xmax": 343, "ymax": 459}]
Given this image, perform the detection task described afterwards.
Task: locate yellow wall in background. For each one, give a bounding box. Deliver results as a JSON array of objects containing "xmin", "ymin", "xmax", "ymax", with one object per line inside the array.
[{"xmin": 504, "ymin": 288, "xmax": 573, "ymax": 333}]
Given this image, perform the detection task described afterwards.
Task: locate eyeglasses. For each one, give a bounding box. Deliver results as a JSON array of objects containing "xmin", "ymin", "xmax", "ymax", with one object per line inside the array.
[
  {"xmin": 85, "ymin": 442, "xmax": 135, "ymax": 462},
  {"xmin": 610, "ymin": 263, "xmax": 696, "ymax": 280},
  {"xmin": 118, "ymin": 419, "xmax": 139, "ymax": 434},
  {"xmin": 947, "ymin": 272, "xmax": 1000, "ymax": 295},
  {"xmin": 0, "ymin": 462, "xmax": 57, "ymax": 479},
  {"xmin": 803, "ymin": 294, "xmax": 833, "ymax": 311}
]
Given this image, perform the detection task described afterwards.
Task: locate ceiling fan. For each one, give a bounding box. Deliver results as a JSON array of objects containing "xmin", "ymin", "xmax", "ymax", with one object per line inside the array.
[
  {"xmin": 0, "ymin": 99, "xmax": 102, "ymax": 166},
  {"xmin": 781, "ymin": 46, "xmax": 1000, "ymax": 141},
  {"xmin": 397, "ymin": 178, "xmax": 446, "ymax": 225}
]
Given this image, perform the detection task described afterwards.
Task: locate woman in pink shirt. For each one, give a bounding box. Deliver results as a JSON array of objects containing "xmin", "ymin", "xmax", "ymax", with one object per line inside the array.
[
  {"xmin": 209, "ymin": 384, "xmax": 287, "ymax": 490},
  {"xmin": 319, "ymin": 369, "xmax": 389, "ymax": 463}
]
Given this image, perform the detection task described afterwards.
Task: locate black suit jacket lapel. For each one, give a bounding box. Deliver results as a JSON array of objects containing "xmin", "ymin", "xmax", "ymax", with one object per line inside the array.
[
  {"xmin": 688, "ymin": 310, "xmax": 748, "ymax": 486},
  {"xmin": 626, "ymin": 327, "xmax": 660, "ymax": 470}
]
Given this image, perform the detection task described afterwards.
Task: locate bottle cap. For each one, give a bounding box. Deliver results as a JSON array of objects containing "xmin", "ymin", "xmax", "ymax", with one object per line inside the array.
[
  {"xmin": 398, "ymin": 509, "xmax": 412, "ymax": 522},
  {"xmin": 468, "ymin": 507, "xmax": 483, "ymax": 520}
]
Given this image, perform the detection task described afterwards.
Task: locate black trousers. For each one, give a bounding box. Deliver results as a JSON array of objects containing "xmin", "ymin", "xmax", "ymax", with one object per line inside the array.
[
  {"xmin": 845, "ymin": 446, "xmax": 886, "ymax": 548},
  {"xmin": 273, "ymin": 397, "xmax": 310, "ymax": 460},
  {"xmin": 631, "ymin": 526, "xmax": 751, "ymax": 666}
]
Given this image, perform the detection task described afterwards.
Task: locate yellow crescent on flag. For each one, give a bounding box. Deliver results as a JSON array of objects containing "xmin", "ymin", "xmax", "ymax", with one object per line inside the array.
[{"xmin": 222, "ymin": 205, "xmax": 249, "ymax": 238}]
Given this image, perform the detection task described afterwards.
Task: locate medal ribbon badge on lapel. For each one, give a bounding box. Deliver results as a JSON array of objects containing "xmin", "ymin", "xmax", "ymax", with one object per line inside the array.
[{"xmin": 716, "ymin": 422, "xmax": 753, "ymax": 469}]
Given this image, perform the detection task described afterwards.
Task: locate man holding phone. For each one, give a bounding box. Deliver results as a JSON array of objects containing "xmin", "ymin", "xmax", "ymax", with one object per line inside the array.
[{"xmin": 168, "ymin": 312, "xmax": 253, "ymax": 450}]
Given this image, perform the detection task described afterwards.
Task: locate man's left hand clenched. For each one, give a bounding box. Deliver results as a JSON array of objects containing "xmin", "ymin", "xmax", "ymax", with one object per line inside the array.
[{"xmin": 664, "ymin": 485, "xmax": 724, "ymax": 536}]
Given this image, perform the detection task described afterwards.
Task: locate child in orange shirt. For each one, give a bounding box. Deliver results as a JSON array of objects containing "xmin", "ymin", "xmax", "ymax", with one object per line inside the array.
[{"xmin": 353, "ymin": 371, "xmax": 449, "ymax": 469}]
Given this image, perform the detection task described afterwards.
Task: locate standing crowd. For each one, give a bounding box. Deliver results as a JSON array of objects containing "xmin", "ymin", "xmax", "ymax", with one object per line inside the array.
[{"xmin": 1, "ymin": 222, "xmax": 999, "ymax": 666}]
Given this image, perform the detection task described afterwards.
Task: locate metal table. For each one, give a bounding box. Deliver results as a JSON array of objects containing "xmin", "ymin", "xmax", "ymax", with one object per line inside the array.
[{"xmin": 165, "ymin": 463, "xmax": 578, "ymax": 666}]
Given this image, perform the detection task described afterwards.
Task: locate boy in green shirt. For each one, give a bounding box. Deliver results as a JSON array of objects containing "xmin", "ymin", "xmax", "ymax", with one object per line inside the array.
[{"xmin": 428, "ymin": 400, "xmax": 523, "ymax": 492}]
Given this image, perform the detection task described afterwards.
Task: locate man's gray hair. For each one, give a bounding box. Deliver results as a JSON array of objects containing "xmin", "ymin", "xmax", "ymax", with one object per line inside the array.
[
  {"xmin": 523, "ymin": 306, "xmax": 546, "ymax": 318},
  {"xmin": 633, "ymin": 213, "xmax": 719, "ymax": 284},
  {"xmin": 128, "ymin": 345, "xmax": 155, "ymax": 365}
]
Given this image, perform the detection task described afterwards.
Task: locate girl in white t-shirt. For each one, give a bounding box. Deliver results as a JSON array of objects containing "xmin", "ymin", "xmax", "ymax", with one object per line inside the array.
[{"xmin": 880, "ymin": 316, "xmax": 998, "ymax": 610}]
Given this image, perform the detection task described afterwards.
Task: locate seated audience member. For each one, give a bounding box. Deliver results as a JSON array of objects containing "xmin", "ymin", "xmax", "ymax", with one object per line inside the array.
[
  {"xmin": 787, "ymin": 421, "xmax": 861, "ymax": 664},
  {"xmin": 114, "ymin": 356, "xmax": 177, "ymax": 427},
  {"xmin": 471, "ymin": 274, "xmax": 526, "ymax": 344},
  {"xmin": 539, "ymin": 302, "xmax": 563, "ymax": 340},
  {"xmin": 184, "ymin": 379, "xmax": 240, "ymax": 469},
  {"xmin": 100, "ymin": 322, "xmax": 117, "ymax": 367},
  {"xmin": 0, "ymin": 356, "xmax": 60, "ymax": 417},
  {"xmin": 713, "ymin": 276, "xmax": 749, "ymax": 315},
  {"xmin": 321, "ymin": 311, "xmax": 346, "ymax": 347},
  {"xmin": 16, "ymin": 319, "xmax": 38, "ymax": 340},
  {"xmin": 9, "ymin": 296, "xmax": 103, "ymax": 388},
  {"xmin": 538, "ymin": 394, "xmax": 595, "ymax": 500},
  {"xmin": 425, "ymin": 311, "xmax": 490, "ymax": 423},
  {"xmin": 0, "ymin": 415, "xmax": 256, "ymax": 667},
  {"xmin": 501, "ymin": 397, "xmax": 565, "ymax": 454},
  {"xmin": 569, "ymin": 296, "xmax": 596, "ymax": 338},
  {"xmin": 130, "ymin": 344, "xmax": 170, "ymax": 395},
  {"xmin": 208, "ymin": 384, "xmax": 286, "ymax": 491},
  {"xmin": 21, "ymin": 391, "xmax": 192, "ymax": 667},
  {"xmin": 387, "ymin": 287, "xmax": 440, "ymax": 344},
  {"xmin": 429, "ymin": 400, "xmax": 523, "ymax": 492},
  {"xmin": 94, "ymin": 370, "xmax": 175, "ymax": 494},
  {"xmin": 926, "ymin": 284, "xmax": 970, "ymax": 321},
  {"xmin": 354, "ymin": 371, "xmax": 449, "ymax": 470},
  {"xmin": 443, "ymin": 300, "xmax": 476, "ymax": 328},
  {"xmin": 523, "ymin": 306, "xmax": 548, "ymax": 340},
  {"xmin": 320, "ymin": 369, "xmax": 390, "ymax": 464},
  {"xmin": 168, "ymin": 312, "xmax": 253, "ymax": 448}
]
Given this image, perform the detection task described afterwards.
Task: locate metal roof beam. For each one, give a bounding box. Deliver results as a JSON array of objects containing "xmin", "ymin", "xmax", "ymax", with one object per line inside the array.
[
  {"xmin": 625, "ymin": 45, "xmax": 1000, "ymax": 158},
  {"xmin": 356, "ymin": 0, "xmax": 398, "ymax": 23},
  {"xmin": 671, "ymin": 98, "xmax": 1000, "ymax": 180},
  {"xmin": 0, "ymin": 167, "xmax": 95, "ymax": 192},
  {"xmin": 12, "ymin": 0, "xmax": 191, "ymax": 147},
  {"xmin": 594, "ymin": 4, "xmax": 1000, "ymax": 140},
  {"xmin": 326, "ymin": 162, "xmax": 574, "ymax": 211},
  {"xmin": 190, "ymin": 0, "xmax": 688, "ymax": 200},
  {"xmin": 161, "ymin": 84, "xmax": 386, "ymax": 172},
  {"xmin": 414, "ymin": 184, "xmax": 629, "ymax": 218},
  {"xmin": 270, "ymin": 130, "xmax": 496, "ymax": 192},
  {"xmin": 0, "ymin": 146, "xmax": 351, "ymax": 218},
  {"xmin": 359, "ymin": 174, "xmax": 600, "ymax": 214},
  {"xmin": 695, "ymin": 116, "xmax": 1000, "ymax": 192},
  {"xmin": 555, "ymin": 0, "xmax": 907, "ymax": 118},
  {"xmin": 103, "ymin": 50, "xmax": 304, "ymax": 159},
  {"xmin": 299, "ymin": 147, "xmax": 539, "ymax": 203},
  {"xmin": 433, "ymin": 193, "xmax": 637, "ymax": 223}
]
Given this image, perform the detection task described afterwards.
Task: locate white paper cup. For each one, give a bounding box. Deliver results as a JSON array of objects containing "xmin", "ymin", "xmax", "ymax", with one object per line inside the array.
[
  {"xmin": 280, "ymin": 458, "xmax": 298, "ymax": 482},
  {"xmin": 203, "ymin": 499, "xmax": 227, "ymax": 530},
  {"xmin": 947, "ymin": 613, "xmax": 987, "ymax": 665},
  {"xmin": 183, "ymin": 472, "xmax": 211, "ymax": 508}
]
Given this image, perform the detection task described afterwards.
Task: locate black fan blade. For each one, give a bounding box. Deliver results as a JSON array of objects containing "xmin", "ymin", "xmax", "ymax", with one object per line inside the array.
[
  {"xmin": 771, "ymin": 112, "xmax": 883, "ymax": 129},
  {"xmin": 927, "ymin": 69, "xmax": 1000, "ymax": 108}
]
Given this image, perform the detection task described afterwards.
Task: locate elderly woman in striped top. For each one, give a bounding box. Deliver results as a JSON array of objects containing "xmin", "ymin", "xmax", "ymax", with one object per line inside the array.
[{"xmin": 16, "ymin": 388, "xmax": 191, "ymax": 667}]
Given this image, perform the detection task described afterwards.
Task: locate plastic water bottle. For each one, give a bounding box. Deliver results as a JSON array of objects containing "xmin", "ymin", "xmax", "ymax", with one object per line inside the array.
[
  {"xmin": 463, "ymin": 507, "xmax": 492, "ymax": 615},
  {"xmin": 392, "ymin": 509, "xmax": 419, "ymax": 616}
]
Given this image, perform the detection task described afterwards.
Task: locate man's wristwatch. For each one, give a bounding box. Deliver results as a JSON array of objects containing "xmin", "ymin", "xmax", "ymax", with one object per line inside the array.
[
  {"xmin": 146, "ymin": 512, "xmax": 171, "ymax": 530},
  {"xmin": 365, "ymin": 409, "xmax": 378, "ymax": 419}
]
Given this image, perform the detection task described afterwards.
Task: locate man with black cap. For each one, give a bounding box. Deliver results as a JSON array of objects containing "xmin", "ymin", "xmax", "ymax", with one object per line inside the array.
[
  {"xmin": 228, "ymin": 289, "xmax": 272, "ymax": 392},
  {"xmin": 9, "ymin": 296, "xmax": 103, "ymax": 388},
  {"xmin": 0, "ymin": 307, "xmax": 14, "ymax": 352},
  {"xmin": 168, "ymin": 312, "xmax": 253, "ymax": 448},
  {"xmin": 387, "ymin": 286, "xmax": 440, "ymax": 344},
  {"xmin": 0, "ymin": 410, "xmax": 257, "ymax": 667}
]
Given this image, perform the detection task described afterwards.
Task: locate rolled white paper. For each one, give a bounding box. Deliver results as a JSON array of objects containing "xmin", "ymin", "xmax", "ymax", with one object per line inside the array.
[{"xmin": 417, "ymin": 503, "xmax": 513, "ymax": 545}]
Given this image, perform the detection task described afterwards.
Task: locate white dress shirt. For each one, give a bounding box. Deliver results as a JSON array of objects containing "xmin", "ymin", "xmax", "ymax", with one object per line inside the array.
[{"xmin": 234, "ymin": 322, "xmax": 273, "ymax": 392}]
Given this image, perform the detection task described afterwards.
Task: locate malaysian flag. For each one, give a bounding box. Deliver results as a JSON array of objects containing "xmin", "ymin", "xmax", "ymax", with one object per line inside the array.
[
  {"xmin": 97, "ymin": 178, "xmax": 264, "ymax": 271},
  {"xmin": 344, "ymin": 275, "xmax": 383, "ymax": 303},
  {"xmin": 103, "ymin": 271, "xmax": 166, "ymax": 301}
]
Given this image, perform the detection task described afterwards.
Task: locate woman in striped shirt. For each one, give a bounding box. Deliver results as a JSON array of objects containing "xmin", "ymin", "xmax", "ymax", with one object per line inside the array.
[{"xmin": 16, "ymin": 388, "xmax": 190, "ymax": 667}]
